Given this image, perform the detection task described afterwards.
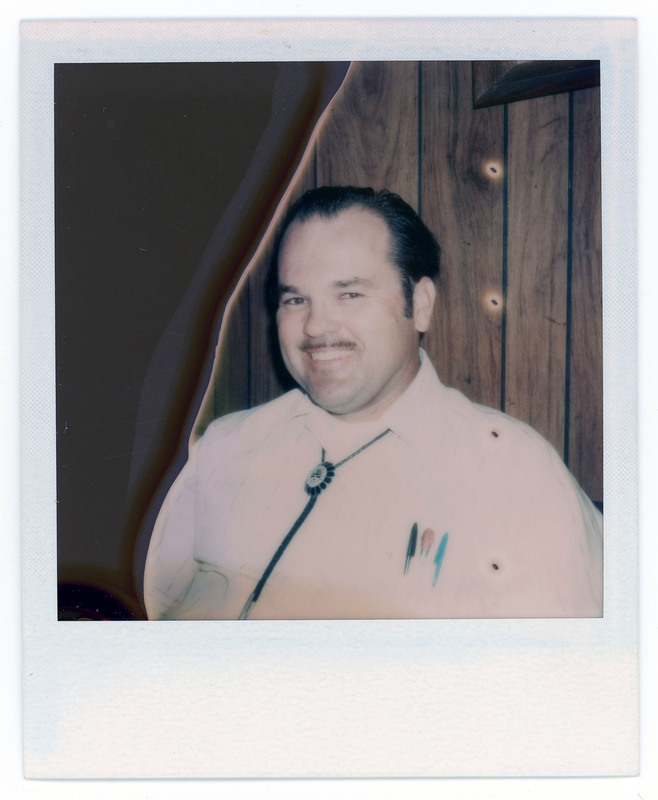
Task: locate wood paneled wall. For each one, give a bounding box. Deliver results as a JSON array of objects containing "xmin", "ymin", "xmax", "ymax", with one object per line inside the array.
[{"xmin": 197, "ymin": 61, "xmax": 603, "ymax": 504}]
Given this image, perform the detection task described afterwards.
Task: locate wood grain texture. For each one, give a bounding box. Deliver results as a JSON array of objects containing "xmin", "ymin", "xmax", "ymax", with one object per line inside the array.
[
  {"xmin": 315, "ymin": 61, "xmax": 419, "ymax": 203},
  {"xmin": 421, "ymin": 61, "xmax": 505, "ymax": 409},
  {"xmin": 569, "ymin": 87, "xmax": 603, "ymax": 502},
  {"xmin": 506, "ymin": 93, "xmax": 570, "ymax": 456}
]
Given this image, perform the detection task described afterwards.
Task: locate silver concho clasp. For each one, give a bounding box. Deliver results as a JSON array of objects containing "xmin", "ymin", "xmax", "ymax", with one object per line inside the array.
[{"xmin": 305, "ymin": 461, "xmax": 335, "ymax": 496}]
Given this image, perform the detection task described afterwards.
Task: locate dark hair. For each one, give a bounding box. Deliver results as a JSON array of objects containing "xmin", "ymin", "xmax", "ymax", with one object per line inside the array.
[{"xmin": 266, "ymin": 186, "xmax": 441, "ymax": 317}]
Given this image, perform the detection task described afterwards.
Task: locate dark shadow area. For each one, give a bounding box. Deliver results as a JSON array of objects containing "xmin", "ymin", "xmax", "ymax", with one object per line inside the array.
[{"xmin": 55, "ymin": 61, "xmax": 349, "ymax": 619}]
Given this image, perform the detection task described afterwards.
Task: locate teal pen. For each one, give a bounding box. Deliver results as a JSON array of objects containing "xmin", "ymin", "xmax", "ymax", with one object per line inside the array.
[{"xmin": 432, "ymin": 532, "xmax": 449, "ymax": 586}]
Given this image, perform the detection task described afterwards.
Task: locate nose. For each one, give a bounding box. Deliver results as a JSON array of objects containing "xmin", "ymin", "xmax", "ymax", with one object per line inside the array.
[{"xmin": 302, "ymin": 300, "xmax": 340, "ymax": 338}]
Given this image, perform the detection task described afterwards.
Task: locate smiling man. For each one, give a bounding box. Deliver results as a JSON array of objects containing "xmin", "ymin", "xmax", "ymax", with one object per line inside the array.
[{"xmin": 144, "ymin": 186, "xmax": 603, "ymax": 620}]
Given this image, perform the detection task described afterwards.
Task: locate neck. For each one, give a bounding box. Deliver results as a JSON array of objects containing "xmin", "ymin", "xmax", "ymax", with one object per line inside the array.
[{"xmin": 325, "ymin": 354, "xmax": 422, "ymax": 425}]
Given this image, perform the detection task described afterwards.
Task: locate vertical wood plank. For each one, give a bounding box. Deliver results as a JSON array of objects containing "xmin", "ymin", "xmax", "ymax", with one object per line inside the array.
[
  {"xmin": 569, "ymin": 87, "xmax": 603, "ymax": 502},
  {"xmin": 421, "ymin": 61, "xmax": 505, "ymax": 409},
  {"xmin": 506, "ymin": 93, "xmax": 570, "ymax": 456},
  {"xmin": 214, "ymin": 290, "xmax": 252, "ymax": 418},
  {"xmin": 315, "ymin": 61, "xmax": 419, "ymax": 203}
]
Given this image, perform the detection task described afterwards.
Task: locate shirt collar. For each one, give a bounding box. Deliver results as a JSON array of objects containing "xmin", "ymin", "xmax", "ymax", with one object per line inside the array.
[
  {"xmin": 289, "ymin": 349, "xmax": 446, "ymax": 456},
  {"xmin": 376, "ymin": 348, "xmax": 445, "ymax": 445}
]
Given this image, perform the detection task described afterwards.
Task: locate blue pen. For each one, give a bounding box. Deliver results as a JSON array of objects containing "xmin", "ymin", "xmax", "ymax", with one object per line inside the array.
[{"xmin": 432, "ymin": 532, "xmax": 449, "ymax": 587}]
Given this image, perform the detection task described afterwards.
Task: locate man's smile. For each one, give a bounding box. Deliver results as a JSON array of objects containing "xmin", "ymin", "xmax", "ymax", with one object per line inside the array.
[
  {"xmin": 307, "ymin": 349, "xmax": 355, "ymax": 362},
  {"xmin": 300, "ymin": 341, "xmax": 358, "ymax": 363}
]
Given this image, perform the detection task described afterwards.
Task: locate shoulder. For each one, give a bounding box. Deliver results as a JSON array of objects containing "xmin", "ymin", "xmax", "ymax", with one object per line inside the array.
[
  {"xmin": 417, "ymin": 354, "xmax": 547, "ymax": 448},
  {"xmin": 426, "ymin": 378, "xmax": 585, "ymax": 501},
  {"xmin": 471, "ymin": 399, "xmax": 559, "ymax": 459},
  {"xmin": 428, "ymin": 374, "xmax": 556, "ymax": 458},
  {"xmin": 441, "ymin": 390, "xmax": 598, "ymax": 525},
  {"xmin": 409, "ymin": 356, "xmax": 565, "ymax": 473},
  {"xmin": 197, "ymin": 389, "xmax": 306, "ymax": 454}
]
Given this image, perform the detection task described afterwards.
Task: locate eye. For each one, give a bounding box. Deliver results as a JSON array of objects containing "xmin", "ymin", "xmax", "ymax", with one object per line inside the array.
[
  {"xmin": 340, "ymin": 292, "xmax": 363, "ymax": 300},
  {"xmin": 281, "ymin": 296, "xmax": 307, "ymax": 307}
]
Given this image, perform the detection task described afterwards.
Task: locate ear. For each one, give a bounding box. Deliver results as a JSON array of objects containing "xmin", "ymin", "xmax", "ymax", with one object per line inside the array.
[{"xmin": 412, "ymin": 277, "xmax": 436, "ymax": 333}]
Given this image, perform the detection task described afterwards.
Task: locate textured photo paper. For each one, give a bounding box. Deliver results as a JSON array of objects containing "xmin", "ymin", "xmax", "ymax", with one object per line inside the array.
[{"xmin": 21, "ymin": 18, "xmax": 637, "ymax": 779}]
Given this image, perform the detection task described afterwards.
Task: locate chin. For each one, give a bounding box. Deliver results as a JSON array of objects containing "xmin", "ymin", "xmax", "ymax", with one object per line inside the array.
[{"xmin": 307, "ymin": 389, "xmax": 356, "ymax": 415}]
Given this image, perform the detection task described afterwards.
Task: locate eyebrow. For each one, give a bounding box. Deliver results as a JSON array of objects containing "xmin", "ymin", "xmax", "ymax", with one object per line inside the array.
[
  {"xmin": 277, "ymin": 284, "xmax": 301, "ymax": 299},
  {"xmin": 332, "ymin": 278, "xmax": 374, "ymax": 290},
  {"xmin": 278, "ymin": 277, "xmax": 374, "ymax": 297}
]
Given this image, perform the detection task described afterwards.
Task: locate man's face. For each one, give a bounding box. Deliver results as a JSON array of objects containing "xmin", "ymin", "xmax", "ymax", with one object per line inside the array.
[{"xmin": 276, "ymin": 207, "xmax": 435, "ymax": 423}]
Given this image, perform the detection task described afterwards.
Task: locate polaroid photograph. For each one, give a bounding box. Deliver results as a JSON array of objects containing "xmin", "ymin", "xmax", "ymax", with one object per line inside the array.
[{"xmin": 20, "ymin": 17, "xmax": 638, "ymax": 780}]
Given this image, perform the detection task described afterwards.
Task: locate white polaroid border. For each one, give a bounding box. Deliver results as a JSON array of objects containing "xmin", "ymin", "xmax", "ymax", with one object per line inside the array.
[{"xmin": 20, "ymin": 18, "xmax": 637, "ymax": 780}]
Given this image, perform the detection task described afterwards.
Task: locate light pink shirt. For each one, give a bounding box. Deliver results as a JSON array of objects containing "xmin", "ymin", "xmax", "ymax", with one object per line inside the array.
[{"xmin": 144, "ymin": 352, "xmax": 603, "ymax": 619}]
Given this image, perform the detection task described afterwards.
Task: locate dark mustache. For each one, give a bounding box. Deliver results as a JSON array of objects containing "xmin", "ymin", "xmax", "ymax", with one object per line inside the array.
[{"xmin": 300, "ymin": 340, "xmax": 357, "ymax": 353}]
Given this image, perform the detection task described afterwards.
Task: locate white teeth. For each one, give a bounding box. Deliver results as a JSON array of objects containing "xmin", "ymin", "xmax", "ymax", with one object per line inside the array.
[{"xmin": 309, "ymin": 350, "xmax": 353, "ymax": 361}]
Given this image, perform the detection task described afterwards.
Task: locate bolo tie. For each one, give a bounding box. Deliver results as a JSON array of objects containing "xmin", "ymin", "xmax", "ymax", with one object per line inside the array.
[{"xmin": 238, "ymin": 427, "xmax": 392, "ymax": 619}]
